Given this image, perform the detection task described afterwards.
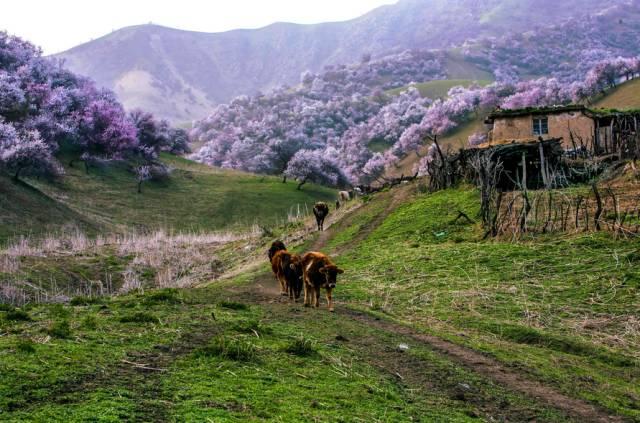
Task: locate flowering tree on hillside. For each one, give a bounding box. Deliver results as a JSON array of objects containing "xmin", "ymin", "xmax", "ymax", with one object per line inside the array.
[
  {"xmin": 0, "ymin": 122, "xmax": 61, "ymax": 180},
  {"xmin": 73, "ymin": 98, "xmax": 137, "ymax": 172},
  {"xmin": 285, "ymin": 149, "xmax": 348, "ymax": 190}
]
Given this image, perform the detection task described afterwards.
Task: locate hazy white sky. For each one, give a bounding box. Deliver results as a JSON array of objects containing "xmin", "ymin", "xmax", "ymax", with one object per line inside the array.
[{"xmin": 1, "ymin": 0, "xmax": 398, "ymax": 54}]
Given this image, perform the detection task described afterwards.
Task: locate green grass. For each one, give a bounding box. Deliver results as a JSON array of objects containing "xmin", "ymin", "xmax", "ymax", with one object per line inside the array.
[
  {"xmin": 387, "ymin": 79, "xmax": 492, "ymax": 99},
  {"xmin": 443, "ymin": 51, "xmax": 496, "ymax": 81},
  {"xmin": 333, "ymin": 185, "xmax": 640, "ymax": 419},
  {"xmin": 593, "ymin": 78, "xmax": 640, "ymax": 110},
  {"xmin": 1, "ymin": 153, "xmax": 336, "ymax": 243},
  {"xmin": 0, "ymin": 284, "xmax": 568, "ymax": 421}
]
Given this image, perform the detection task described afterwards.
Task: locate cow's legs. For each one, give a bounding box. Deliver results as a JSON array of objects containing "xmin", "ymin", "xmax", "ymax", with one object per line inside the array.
[
  {"xmin": 288, "ymin": 282, "xmax": 294, "ymax": 301},
  {"xmin": 325, "ymin": 288, "xmax": 334, "ymax": 312},
  {"xmin": 277, "ymin": 272, "xmax": 287, "ymax": 295},
  {"xmin": 303, "ymin": 283, "xmax": 311, "ymax": 307},
  {"xmin": 314, "ymin": 286, "xmax": 321, "ymax": 308}
]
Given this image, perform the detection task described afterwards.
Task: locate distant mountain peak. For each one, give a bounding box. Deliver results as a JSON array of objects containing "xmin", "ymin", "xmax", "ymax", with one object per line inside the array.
[{"xmin": 55, "ymin": 0, "xmax": 627, "ymax": 122}]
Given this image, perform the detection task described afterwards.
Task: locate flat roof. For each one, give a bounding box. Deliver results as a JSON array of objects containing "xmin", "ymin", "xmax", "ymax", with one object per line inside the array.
[{"xmin": 487, "ymin": 105, "xmax": 587, "ymax": 120}]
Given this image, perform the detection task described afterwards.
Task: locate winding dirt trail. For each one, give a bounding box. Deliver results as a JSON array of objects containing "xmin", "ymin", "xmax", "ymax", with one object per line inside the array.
[{"xmin": 242, "ymin": 184, "xmax": 627, "ymax": 423}]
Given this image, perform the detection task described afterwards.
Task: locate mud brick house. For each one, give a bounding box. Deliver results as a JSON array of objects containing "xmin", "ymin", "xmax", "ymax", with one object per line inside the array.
[{"xmin": 483, "ymin": 105, "xmax": 640, "ymax": 157}]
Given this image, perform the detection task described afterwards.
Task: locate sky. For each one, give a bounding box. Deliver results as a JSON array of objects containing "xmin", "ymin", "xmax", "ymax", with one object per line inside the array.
[{"xmin": 1, "ymin": 0, "xmax": 398, "ymax": 54}]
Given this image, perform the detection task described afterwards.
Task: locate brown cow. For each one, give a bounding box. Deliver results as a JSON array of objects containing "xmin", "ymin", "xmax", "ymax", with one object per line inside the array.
[
  {"xmin": 301, "ymin": 252, "xmax": 344, "ymax": 312},
  {"xmin": 271, "ymin": 250, "xmax": 304, "ymax": 300},
  {"xmin": 268, "ymin": 240, "xmax": 288, "ymax": 295},
  {"xmin": 313, "ymin": 202, "xmax": 329, "ymax": 231},
  {"xmin": 268, "ymin": 240, "xmax": 287, "ymax": 262}
]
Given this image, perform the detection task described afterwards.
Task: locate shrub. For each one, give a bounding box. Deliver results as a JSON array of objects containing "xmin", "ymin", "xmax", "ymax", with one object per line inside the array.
[
  {"xmin": 219, "ymin": 300, "xmax": 249, "ymax": 311},
  {"xmin": 233, "ymin": 318, "xmax": 272, "ymax": 336},
  {"xmin": 196, "ymin": 336, "xmax": 257, "ymax": 361},
  {"xmin": 81, "ymin": 315, "xmax": 98, "ymax": 330},
  {"xmin": 70, "ymin": 296, "xmax": 104, "ymax": 306},
  {"xmin": 119, "ymin": 312, "xmax": 159, "ymax": 324},
  {"xmin": 284, "ymin": 336, "xmax": 317, "ymax": 357},
  {"xmin": 15, "ymin": 339, "xmax": 36, "ymax": 353},
  {"xmin": 0, "ymin": 304, "xmax": 15, "ymax": 312},
  {"xmin": 4, "ymin": 309, "xmax": 31, "ymax": 321},
  {"xmin": 49, "ymin": 304, "xmax": 71, "ymax": 318},
  {"xmin": 143, "ymin": 289, "xmax": 181, "ymax": 305},
  {"xmin": 47, "ymin": 320, "xmax": 71, "ymax": 339}
]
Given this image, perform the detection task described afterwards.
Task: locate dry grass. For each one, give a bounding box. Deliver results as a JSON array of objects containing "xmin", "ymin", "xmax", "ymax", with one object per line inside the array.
[{"xmin": 0, "ymin": 229, "xmax": 257, "ymax": 305}]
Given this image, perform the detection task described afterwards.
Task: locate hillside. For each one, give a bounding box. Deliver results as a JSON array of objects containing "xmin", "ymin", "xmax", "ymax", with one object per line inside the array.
[
  {"xmin": 54, "ymin": 0, "xmax": 624, "ymax": 121},
  {"xmin": 1, "ymin": 180, "xmax": 638, "ymax": 420},
  {"xmin": 387, "ymin": 79, "xmax": 493, "ymax": 99},
  {"xmin": 593, "ymin": 78, "xmax": 640, "ymax": 110},
  {"xmin": 0, "ymin": 155, "xmax": 336, "ymax": 243},
  {"xmin": 390, "ymin": 76, "xmax": 640, "ymax": 177}
]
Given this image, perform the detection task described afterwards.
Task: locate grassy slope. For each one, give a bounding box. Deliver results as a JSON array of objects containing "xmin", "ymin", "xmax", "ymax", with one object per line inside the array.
[
  {"xmin": 0, "ymin": 154, "xmax": 336, "ymax": 243},
  {"xmin": 0, "ymin": 273, "xmax": 567, "ymax": 422},
  {"xmin": 329, "ymin": 186, "xmax": 640, "ymax": 420},
  {"xmin": 386, "ymin": 79, "xmax": 492, "ymax": 99},
  {"xmin": 2, "ymin": 183, "xmax": 637, "ymax": 421},
  {"xmin": 593, "ymin": 78, "xmax": 640, "ymax": 110},
  {"xmin": 443, "ymin": 51, "xmax": 495, "ymax": 81}
]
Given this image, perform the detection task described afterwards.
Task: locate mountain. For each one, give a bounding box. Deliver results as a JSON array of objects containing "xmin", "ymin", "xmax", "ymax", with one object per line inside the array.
[{"xmin": 55, "ymin": 0, "xmax": 626, "ymax": 122}]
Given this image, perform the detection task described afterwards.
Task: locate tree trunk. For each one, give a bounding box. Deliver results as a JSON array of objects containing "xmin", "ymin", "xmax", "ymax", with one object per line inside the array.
[
  {"xmin": 137, "ymin": 181, "xmax": 143, "ymax": 194},
  {"xmin": 282, "ymin": 175, "xmax": 287, "ymax": 183},
  {"xmin": 84, "ymin": 160, "xmax": 90, "ymax": 175},
  {"xmin": 297, "ymin": 177, "xmax": 308, "ymax": 190},
  {"xmin": 13, "ymin": 167, "xmax": 22, "ymax": 181}
]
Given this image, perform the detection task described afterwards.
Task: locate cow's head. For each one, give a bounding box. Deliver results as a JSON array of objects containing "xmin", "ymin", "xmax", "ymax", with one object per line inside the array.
[
  {"xmin": 288, "ymin": 255, "xmax": 304, "ymax": 284},
  {"xmin": 319, "ymin": 265, "xmax": 344, "ymax": 289}
]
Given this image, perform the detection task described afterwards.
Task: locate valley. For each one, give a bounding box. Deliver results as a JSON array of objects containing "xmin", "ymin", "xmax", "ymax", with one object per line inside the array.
[{"xmin": 2, "ymin": 0, "xmax": 640, "ymax": 421}]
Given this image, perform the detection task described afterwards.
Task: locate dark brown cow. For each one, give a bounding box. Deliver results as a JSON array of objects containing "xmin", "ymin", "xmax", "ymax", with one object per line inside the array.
[
  {"xmin": 268, "ymin": 240, "xmax": 287, "ymax": 262},
  {"xmin": 301, "ymin": 252, "xmax": 344, "ymax": 312},
  {"xmin": 268, "ymin": 240, "xmax": 288, "ymax": 295},
  {"xmin": 271, "ymin": 250, "xmax": 304, "ymax": 300},
  {"xmin": 312, "ymin": 202, "xmax": 329, "ymax": 231}
]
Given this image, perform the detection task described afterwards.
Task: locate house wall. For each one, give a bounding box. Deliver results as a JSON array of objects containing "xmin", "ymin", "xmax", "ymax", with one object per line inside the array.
[{"xmin": 490, "ymin": 111, "xmax": 596, "ymax": 149}]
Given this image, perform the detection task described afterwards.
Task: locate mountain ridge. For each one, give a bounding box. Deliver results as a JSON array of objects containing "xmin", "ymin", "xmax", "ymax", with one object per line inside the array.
[{"xmin": 55, "ymin": 0, "xmax": 627, "ymax": 122}]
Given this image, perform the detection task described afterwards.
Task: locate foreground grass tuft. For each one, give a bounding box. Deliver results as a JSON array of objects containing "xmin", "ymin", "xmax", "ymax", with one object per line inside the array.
[
  {"xmin": 196, "ymin": 336, "xmax": 258, "ymax": 361},
  {"xmin": 3, "ymin": 309, "xmax": 31, "ymax": 321},
  {"xmin": 47, "ymin": 320, "xmax": 72, "ymax": 339},
  {"xmin": 219, "ymin": 300, "xmax": 249, "ymax": 311},
  {"xmin": 15, "ymin": 339, "xmax": 36, "ymax": 354},
  {"xmin": 119, "ymin": 312, "xmax": 159, "ymax": 324},
  {"xmin": 70, "ymin": 296, "xmax": 104, "ymax": 306},
  {"xmin": 284, "ymin": 335, "xmax": 318, "ymax": 357},
  {"xmin": 143, "ymin": 289, "xmax": 182, "ymax": 305}
]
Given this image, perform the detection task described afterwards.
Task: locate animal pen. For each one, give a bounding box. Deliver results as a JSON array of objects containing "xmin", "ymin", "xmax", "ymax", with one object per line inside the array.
[{"xmin": 426, "ymin": 133, "xmax": 640, "ymax": 239}]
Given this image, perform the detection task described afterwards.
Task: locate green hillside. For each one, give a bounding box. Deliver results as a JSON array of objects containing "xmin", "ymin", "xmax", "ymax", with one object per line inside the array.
[
  {"xmin": 0, "ymin": 154, "xmax": 336, "ymax": 243},
  {"xmin": 2, "ymin": 181, "xmax": 638, "ymax": 421},
  {"xmin": 387, "ymin": 79, "xmax": 492, "ymax": 99},
  {"xmin": 442, "ymin": 51, "xmax": 495, "ymax": 81},
  {"xmin": 593, "ymin": 78, "xmax": 640, "ymax": 109}
]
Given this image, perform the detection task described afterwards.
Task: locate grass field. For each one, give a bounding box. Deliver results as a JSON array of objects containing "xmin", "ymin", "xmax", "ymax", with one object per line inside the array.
[
  {"xmin": 387, "ymin": 79, "xmax": 492, "ymax": 99},
  {"xmin": 325, "ymin": 185, "xmax": 640, "ymax": 420},
  {"xmin": 2, "ymin": 181, "xmax": 638, "ymax": 421},
  {"xmin": 593, "ymin": 78, "xmax": 640, "ymax": 110},
  {"xmin": 0, "ymin": 154, "xmax": 336, "ymax": 244}
]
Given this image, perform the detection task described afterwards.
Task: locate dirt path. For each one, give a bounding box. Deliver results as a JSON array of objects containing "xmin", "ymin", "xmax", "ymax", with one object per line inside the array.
[
  {"xmin": 240, "ymin": 267, "xmax": 624, "ymax": 423},
  {"xmin": 340, "ymin": 308, "xmax": 625, "ymax": 423},
  {"xmin": 243, "ymin": 184, "xmax": 626, "ymax": 423},
  {"xmin": 311, "ymin": 184, "xmax": 412, "ymax": 254}
]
